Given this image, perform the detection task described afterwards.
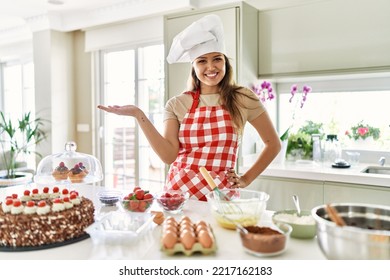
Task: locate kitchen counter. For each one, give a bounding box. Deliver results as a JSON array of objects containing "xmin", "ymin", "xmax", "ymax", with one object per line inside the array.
[
  {"xmin": 0, "ymin": 185, "xmax": 325, "ymax": 260},
  {"xmin": 257, "ymin": 161, "xmax": 390, "ymax": 188}
]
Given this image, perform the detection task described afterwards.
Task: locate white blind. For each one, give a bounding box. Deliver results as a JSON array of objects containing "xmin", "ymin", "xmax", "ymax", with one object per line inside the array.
[{"xmin": 84, "ymin": 16, "xmax": 163, "ymax": 52}]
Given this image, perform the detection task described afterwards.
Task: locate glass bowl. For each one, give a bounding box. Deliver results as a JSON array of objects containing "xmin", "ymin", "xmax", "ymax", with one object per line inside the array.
[
  {"xmin": 155, "ymin": 190, "xmax": 189, "ymax": 214},
  {"xmin": 239, "ymin": 222, "xmax": 292, "ymax": 257},
  {"xmin": 97, "ymin": 190, "xmax": 122, "ymax": 206},
  {"xmin": 120, "ymin": 190, "xmax": 154, "ymax": 213},
  {"xmin": 206, "ymin": 189, "xmax": 269, "ymax": 230}
]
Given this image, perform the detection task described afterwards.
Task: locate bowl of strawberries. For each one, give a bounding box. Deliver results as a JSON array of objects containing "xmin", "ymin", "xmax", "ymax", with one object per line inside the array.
[
  {"xmin": 121, "ymin": 186, "xmax": 154, "ymax": 213},
  {"xmin": 156, "ymin": 190, "xmax": 189, "ymax": 214}
]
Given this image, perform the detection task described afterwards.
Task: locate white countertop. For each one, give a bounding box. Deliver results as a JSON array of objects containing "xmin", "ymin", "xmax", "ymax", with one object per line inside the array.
[
  {"xmin": 0, "ymin": 185, "xmax": 325, "ymax": 260},
  {"xmin": 259, "ymin": 161, "xmax": 390, "ymax": 188}
]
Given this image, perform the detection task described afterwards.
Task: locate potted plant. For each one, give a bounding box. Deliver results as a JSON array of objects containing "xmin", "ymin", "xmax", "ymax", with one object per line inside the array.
[
  {"xmin": 345, "ymin": 121, "xmax": 380, "ymax": 141},
  {"xmin": 0, "ymin": 111, "xmax": 48, "ymax": 182},
  {"xmin": 287, "ymin": 120, "xmax": 324, "ymax": 160}
]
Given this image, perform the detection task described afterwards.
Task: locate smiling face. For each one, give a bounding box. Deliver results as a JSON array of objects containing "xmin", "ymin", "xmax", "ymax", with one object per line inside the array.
[{"xmin": 192, "ymin": 52, "xmax": 226, "ymax": 94}]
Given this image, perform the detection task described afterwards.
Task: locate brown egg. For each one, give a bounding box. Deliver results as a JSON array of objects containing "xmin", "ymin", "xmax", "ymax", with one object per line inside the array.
[
  {"xmin": 165, "ymin": 216, "xmax": 177, "ymax": 226},
  {"xmin": 195, "ymin": 220, "xmax": 208, "ymax": 229},
  {"xmin": 197, "ymin": 229, "xmax": 214, "ymax": 248},
  {"xmin": 195, "ymin": 221, "xmax": 209, "ymax": 233},
  {"xmin": 162, "ymin": 230, "xmax": 178, "ymax": 249},
  {"xmin": 153, "ymin": 215, "xmax": 165, "ymax": 225},
  {"xmin": 179, "ymin": 215, "xmax": 192, "ymax": 225},
  {"xmin": 163, "ymin": 224, "xmax": 178, "ymax": 234},
  {"xmin": 179, "ymin": 221, "xmax": 194, "ymax": 232},
  {"xmin": 180, "ymin": 229, "xmax": 196, "ymax": 250}
]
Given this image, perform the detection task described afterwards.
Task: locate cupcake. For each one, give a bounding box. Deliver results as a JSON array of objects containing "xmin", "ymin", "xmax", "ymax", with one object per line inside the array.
[
  {"xmin": 52, "ymin": 161, "xmax": 69, "ymax": 181},
  {"xmin": 68, "ymin": 163, "xmax": 87, "ymax": 183}
]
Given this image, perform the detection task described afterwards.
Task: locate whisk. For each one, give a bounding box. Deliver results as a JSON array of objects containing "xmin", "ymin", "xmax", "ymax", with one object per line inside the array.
[
  {"xmin": 199, "ymin": 167, "xmax": 242, "ymax": 214},
  {"xmin": 199, "ymin": 166, "xmax": 230, "ymax": 201}
]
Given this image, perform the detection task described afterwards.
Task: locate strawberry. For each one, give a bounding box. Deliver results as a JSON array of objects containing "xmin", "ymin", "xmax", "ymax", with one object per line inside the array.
[
  {"xmin": 129, "ymin": 200, "xmax": 139, "ymax": 210},
  {"xmin": 70, "ymin": 190, "xmax": 79, "ymax": 196},
  {"xmin": 32, "ymin": 189, "xmax": 39, "ymax": 194},
  {"xmin": 63, "ymin": 197, "xmax": 70, "ymax": 202},
  {"xmin": 43, "ymin": 187, "xmax": 49, "ymax": 193},
  {"xmin": 62, "ymin": 189, "xmax": 69, "ymax": 195},
  {"xmin": 70, "ymin": 193, "xmax": 77, "ymax": 200},
  {"xmin": 53, "ymin": 186, "xmax": 59, "ymax": 193},
  {"xmin": 5, "ymin": 199, "xmax": 13, "ymax": 206},
  {"xmin": 13, "ymin": 200, "xmax": 22, "ymax": 207},
  {"xmin": 23, "ymin": 190, "xmax": 31, "ymax": 196},
  {"xmin": 135, "ymin": 189, "xmax": 145, "ymax": 200},
  {"xmin": 12, "ymin": 194, "xmax": 18, "ymax": 199},
  {"xmin": 138, "ymin": 201, "xmax": 147, "ymax": 212},
  {"xmin": 133, "ymin": 186, "xmax": 141, "ymax": 192},
  {"xmin": 53, "ymin": 198, "xmax": 62, "ymax": 203},
  {"xmin": 26, "ymin": 201, "xmax": 35, "ymax": 207},
  {"xmin": 143, "ymin": 193, "xmax": 153, "ymax": 200},
  {"xmin": 38, "ymin": 201, "xmax": 46, "ymax": 207}
]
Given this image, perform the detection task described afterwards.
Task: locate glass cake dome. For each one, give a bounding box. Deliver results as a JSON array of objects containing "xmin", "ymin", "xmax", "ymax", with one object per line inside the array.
[{"xmin": 34, "ymin": 141, "xmax": 103, "ymax": 185}]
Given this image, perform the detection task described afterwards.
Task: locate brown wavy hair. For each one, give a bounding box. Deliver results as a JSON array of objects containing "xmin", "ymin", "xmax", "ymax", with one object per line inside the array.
[{"xmin": 187, "ymin": 55, "xmax": 258, "ymax": 132}]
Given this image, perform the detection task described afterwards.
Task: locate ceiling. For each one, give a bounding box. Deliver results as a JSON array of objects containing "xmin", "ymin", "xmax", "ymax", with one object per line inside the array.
[{"xmin": 0, "ymin": 0, "xmax": 322, "ymax": 45}]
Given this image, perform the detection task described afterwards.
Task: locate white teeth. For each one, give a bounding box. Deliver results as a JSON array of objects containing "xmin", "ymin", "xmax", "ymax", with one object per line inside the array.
[{"xmin": 206, "ymin": 73, "xmax": 217, "ymax": 77}]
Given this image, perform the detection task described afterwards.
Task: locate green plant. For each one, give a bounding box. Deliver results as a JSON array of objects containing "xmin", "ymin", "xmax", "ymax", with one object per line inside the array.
[
  {"xmin": 0, "ymin": 112, "xmax": 48, "ymax": 179},
  {"xmin": 345, "ymin": 121, "xmax": 380, "ymax": 140},
  {"xmin": 287, "ymin": 121, "xmax": 324, "ymax": 159}
]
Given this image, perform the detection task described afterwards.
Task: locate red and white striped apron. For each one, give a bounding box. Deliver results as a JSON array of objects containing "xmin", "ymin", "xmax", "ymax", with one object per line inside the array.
[{"xmin": 165, "ymin": 89, "xmax": 239, "ymax": 201}]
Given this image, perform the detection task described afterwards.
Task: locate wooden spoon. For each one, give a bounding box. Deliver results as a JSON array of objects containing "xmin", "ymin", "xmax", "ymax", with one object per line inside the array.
[{"xmin": 325, "ymin": 204, "xmax": 346, "ymax": 226}]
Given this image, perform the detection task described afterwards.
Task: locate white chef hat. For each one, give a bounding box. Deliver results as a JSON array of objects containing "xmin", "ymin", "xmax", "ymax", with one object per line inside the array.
[{"xmin": 166, "ymin": 14, "xmax": 226, "ymax": 64}]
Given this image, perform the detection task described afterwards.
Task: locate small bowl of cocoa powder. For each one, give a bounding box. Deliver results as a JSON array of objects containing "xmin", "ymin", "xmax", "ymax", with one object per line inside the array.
[{"xmin": 238, "ymin": 222, "xmax": 292, "ymax": 257}]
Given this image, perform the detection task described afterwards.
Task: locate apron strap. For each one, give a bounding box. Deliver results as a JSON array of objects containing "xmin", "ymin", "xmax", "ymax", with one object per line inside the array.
[{"xmin": 189, "ymin": 89, "xmax": 200, "ymax": 113}]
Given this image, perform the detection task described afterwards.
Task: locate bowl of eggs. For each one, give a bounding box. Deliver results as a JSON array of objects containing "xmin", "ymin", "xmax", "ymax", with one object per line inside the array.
[{"xmin": 161, "ymin": 215, "xmax": 216, "ymax": 256}]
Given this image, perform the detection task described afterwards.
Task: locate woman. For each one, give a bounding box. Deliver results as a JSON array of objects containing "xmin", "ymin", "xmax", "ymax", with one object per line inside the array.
[{"xmin": 98, "ymin": 14, "xmax": 281, "ymax": 201}]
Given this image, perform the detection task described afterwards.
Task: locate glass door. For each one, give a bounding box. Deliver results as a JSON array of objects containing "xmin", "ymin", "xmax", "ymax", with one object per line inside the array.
[{"xmin": 98, "ymin": 44, "xmax": 166, "ymax": 193}]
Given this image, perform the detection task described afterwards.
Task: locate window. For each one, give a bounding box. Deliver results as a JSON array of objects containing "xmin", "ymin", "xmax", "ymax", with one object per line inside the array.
[
  {"xmin": 0, "ymin": 60, "xmax": 36, "ymax": 167},
  {"xmin": 98, "ymin": 44, "xmax": 165, "ymax": 193},
  {"xmin": 275, "ymin": 74, "xmax": 390, "ymax": 151}
]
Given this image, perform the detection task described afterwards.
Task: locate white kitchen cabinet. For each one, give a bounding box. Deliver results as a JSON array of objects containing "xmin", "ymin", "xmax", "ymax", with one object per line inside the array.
[
  {"xmin": 164, "ymin": 2, "xmax": 258, "ymax": 100},
  {"xmin": 258, "ymin": 0, "xmax": 390, "ymax": 76},
  {"xmin": 324, "ymin": 182, "xmax": 390, "ymax": 207},
  {"xmin": 249, "ymin": 177, "xmax": 324, "ymax": 211}
]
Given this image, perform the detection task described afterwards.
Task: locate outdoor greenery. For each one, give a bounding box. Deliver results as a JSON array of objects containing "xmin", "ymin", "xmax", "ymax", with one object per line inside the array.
[{"xmin": 0, "ymin": 112, "xmax": 48, "ymax": 179}]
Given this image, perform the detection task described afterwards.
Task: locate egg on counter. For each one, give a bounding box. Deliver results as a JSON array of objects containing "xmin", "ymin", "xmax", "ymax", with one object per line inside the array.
[
  {"xmin": 197, "ymin": 229, "xmax": 214, "ymax": 248},
  {"xmin": 162, "ymin": 230, "xmax": 178, "ymax": 249},
  {"xmin": 179, "ymin": 229, "xmax": 196, "ymax": 250}
]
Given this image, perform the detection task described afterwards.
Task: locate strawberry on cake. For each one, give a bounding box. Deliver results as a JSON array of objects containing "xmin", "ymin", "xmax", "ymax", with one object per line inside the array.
[{"xmin": 0, "ymin": 187, "xmax": 95, "ymax": 248}]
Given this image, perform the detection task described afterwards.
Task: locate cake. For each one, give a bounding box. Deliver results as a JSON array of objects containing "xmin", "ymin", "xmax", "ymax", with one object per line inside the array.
[
  {"xmin": 0, "ymin": 187, "xmax": 95, "ymax": 248},
  {"xmin": 52, "ymin": 161, "xmax": 69, "ymax": 181},
  {"xmin": 68, "ymin": 163, "xmax": 88, "ymax": 183}
]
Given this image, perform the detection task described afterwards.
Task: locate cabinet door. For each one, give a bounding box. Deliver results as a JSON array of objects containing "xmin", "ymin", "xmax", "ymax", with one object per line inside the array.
[
  {"xmin": 164, "ymin": 7, "xmax": 238, "ymax": 100},
  {"xmin": 250, "ymin": 177, "xmax": 324, "ymax": 211},
  {"xmin": 324, "ymin": 182, "xmax": 390, "ymax": 207}
]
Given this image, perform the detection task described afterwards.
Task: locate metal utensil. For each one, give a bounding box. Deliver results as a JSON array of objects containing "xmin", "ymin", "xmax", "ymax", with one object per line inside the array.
[
  {"xmin": 292, "ymin": 194, "xmax": 301, "ymax": 216},
  {"xmin": 199, "ymin": 166, "xmax": 242, "ymax": 214},
  {"xmin": 217, "ymin": 211, "xmax": 248, "ymax": 234},
  {"xmin": 199, "ymin": 167, "xmax": 230, "ymax": 201}
]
